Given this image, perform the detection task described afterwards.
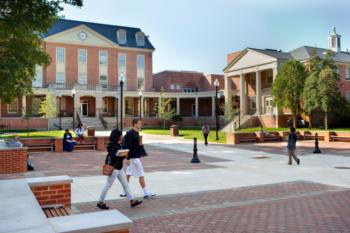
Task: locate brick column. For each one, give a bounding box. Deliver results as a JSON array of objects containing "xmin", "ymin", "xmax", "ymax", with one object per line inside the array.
[
  {"xmin": 54, "ymin": 138, "xmax": 63, "ymax": 152},
  {"xmin": 0, "ymin": 148, "xmax": 28, "ymax": 174},
  {"xmin": 96, "ymin": 137, "xmax": 106, "ymax": 151}
]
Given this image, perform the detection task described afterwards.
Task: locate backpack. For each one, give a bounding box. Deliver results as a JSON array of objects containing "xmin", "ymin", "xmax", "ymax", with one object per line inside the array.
[{"xmin": 203, "ymin": 126, "xmax": 209, "ymax": 134}]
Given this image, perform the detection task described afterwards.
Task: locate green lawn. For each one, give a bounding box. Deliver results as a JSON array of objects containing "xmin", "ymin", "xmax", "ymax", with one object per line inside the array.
[
  {"xmin": 0, "ymin": 130, "xmax": 69, "ymax": 139},
  {"xmin": 141, "ymin": 129, "xmax": 227, "ymax": 143}
]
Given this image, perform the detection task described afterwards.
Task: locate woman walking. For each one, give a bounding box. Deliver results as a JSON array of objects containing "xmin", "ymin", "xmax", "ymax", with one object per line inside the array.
[
  {"xmin": 287, "ymin": 127, "xmax": 300, "ymax": 165},
  {"xmin": 97, "ymin": 128, "xmax": 143, "ymax": 209}
]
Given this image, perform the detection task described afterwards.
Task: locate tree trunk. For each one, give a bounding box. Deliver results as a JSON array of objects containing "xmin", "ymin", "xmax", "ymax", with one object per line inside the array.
[
  {"xmin": 308, "ymin": 114, "xmax": 312, "ymax": 129},
  {"xmin": 324, "ymin": 112, "xmax": 328, "ymax": 130},
  {"xmin": 292, "ymin": 114, "xmax": 296, "ymax": 128}
]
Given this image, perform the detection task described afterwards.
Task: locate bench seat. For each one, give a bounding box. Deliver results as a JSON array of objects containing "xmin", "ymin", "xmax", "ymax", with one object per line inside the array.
[
  {"xmin": 331, "ymin": 136, "xmax": 350, "ymax": 142},
  {"xmin": 25, "ymin": 143, "xmax": 54, "ymax": 152},
  {"xmin": 75, "ymin": 143, "xmax": 96, "ymax": 150},
  {"xmin": 49, "ymin": 210, "xmax": 132, "ymax": 233}
]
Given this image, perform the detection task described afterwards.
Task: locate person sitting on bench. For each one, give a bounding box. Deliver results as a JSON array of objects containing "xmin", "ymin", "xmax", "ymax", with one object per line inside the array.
[
  {"xmin": 75, "ymin": 123, "xmax": 85, "ymax": 144},
  {"xmin": 63, "ymin": 129, "xmax": 76, "ymax": 152}
]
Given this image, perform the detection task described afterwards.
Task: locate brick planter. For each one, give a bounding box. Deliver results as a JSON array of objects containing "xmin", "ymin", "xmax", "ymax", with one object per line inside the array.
[{"xmin": 0, "ymin": 147, "xmax": 28, "ymax": 174}]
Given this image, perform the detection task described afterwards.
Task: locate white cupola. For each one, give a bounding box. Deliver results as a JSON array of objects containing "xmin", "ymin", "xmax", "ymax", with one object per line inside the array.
[{"xmin": 328, "ymin": 27, "xmax": 341, "ymax": 52}]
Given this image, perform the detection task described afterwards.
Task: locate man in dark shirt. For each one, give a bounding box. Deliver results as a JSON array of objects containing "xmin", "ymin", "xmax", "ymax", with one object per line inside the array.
[{"xmin": 121, "ymin": 119, "xmax": 156, "ymax": 199}]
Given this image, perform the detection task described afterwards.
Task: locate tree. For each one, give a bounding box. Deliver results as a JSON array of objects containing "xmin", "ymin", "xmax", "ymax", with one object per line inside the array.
[
  {"xmin": 0, "ymin": 0, "xmax": 83, "ymax": 103},
  {"xmin": 39, "ymin": 92, "xmax": 57, "ymax": 118},
  {"xmin": 318, "ymin": 66, "xmax": 341, "ymax": 129},
  {"xmin": 302, "ymin": 72, "xmax": 319, "ymax": 128},
  {"xmin": 156, "ymin": 88, "xmax": 176, "ymax": 129},
  {"xmin": 272, "ymin": 60, "xmax": 307, "ymax": 127}
]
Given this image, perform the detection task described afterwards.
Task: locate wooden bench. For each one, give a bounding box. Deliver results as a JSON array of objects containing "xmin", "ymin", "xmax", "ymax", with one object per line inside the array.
[
  {"xmin": 75, "ymin": 143, "xmax": 96, "ymax": 150},
  {"xmin": 263, "ymin": 132, "xmax": 281, "ymax": 142},
  {"xmin": 238, "ymin": 133, "xmax": 258, "ymax": 143},
  {"xmin": 25, "ymin": 143, "xmax": 54, "ymax": 152},
  {"xmin": 43, "ymin": 205, "xmax": 70, "ymax": 218},
  {"xmin": 330, "ymin": 136, "xmax": 350, "ymax": 142}
]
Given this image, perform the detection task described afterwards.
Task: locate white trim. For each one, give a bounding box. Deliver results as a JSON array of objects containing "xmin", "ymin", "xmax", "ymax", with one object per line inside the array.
[
  {"xmin": 7, "ymin": 98, "xmax": 18, "ymax": 114},
  {"xmin": 118, "ymin": 53, "xmax": 127, "ymax": 88},
  {"xmin": 99, "ymin": 50, "xmax": 108, "ymax": 87}
]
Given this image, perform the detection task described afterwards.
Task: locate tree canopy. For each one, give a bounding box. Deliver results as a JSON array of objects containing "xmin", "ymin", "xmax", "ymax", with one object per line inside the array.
[
  {"xmin": 272, "ymin": 59, "xmax": 307, "ymax": 127},
  {"xmin": 0, "ymin": 0, "xmax": 83, "ymax": 103}
]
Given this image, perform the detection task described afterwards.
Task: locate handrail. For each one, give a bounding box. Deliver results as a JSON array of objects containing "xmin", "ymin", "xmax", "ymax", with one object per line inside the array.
[
  {"xmin": 76, "ymin": 110, "xmax": 82, "ymax": 127},
  {"xmin": 99, "ymin": 111, "xmax": 107, "ymax": 130}
]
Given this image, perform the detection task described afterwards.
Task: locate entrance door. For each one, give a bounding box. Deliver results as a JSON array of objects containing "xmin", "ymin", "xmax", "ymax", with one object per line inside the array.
[{"xmin": 81, "ymin": 101, "xmax": 88, "ymax": 116}]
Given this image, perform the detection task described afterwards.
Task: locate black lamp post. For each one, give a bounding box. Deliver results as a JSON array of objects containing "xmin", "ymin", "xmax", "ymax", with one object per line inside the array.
[
  {"xmin": 214, "ymin": 79, "xmax": 220, "ymax": 141},
  {"xmin": 57, "ymin": 92, "xmax": 62, "ymax": 130},
  {"xmin": 139, "ymin": 90, "xmax": 143, "ymax": 120},
  {"xmin": 71, "ymin": 88, "xmax": 76, "ymax": 129},
  {"xmin": 120, "ymin": 73, "xmax": 125, "ymax": 133}
]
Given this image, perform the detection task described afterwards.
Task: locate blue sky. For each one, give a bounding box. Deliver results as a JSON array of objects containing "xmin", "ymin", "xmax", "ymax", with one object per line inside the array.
[{"xmin": 62, "ymin": 0, "xmax": 350, "ymax": 74}]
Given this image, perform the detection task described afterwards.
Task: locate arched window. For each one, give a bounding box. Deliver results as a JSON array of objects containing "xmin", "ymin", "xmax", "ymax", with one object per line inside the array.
[{"xmin": 117, "ymin": 29, "xmax": 127, "ymax": 44}]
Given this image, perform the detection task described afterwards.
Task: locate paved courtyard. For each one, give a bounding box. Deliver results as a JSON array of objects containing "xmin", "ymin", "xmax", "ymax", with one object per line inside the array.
[{"xmin": 1, "ymin": 133, "xmax": 350, "ymax": 232}]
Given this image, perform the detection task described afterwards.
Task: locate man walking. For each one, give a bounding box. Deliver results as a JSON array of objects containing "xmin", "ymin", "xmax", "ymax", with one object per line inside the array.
[
  {"xmin": 121, "ymin": 119, "xmax": 156, "ymax": 199},
  {"xmin": 202, "ymin": 123, "xmax": 210, "ymax": 146},
  {"xmin": 287, "ymin": 127, "xmax": 300, "ymax": 165}
]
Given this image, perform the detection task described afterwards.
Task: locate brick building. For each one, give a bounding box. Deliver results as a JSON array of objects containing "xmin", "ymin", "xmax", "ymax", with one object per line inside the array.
[
  {"xmin": 223, "ymin": 27, "xmax": 350, "ymax": 129},
  {"xmin": 0, "ymin": 19, "xmax": 224, "ymax": 130}
]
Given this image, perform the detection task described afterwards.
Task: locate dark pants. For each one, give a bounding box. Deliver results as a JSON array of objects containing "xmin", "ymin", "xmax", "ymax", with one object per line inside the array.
[{"xmin": 204, "ymin": 134, "xmax": 208, "ymax": 145}]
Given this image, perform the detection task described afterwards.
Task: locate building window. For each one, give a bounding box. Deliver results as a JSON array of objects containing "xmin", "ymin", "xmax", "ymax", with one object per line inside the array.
[
  {"xmin": 346, "ymin": 92, "xmax": 350, "ymax": 103},
  {"xmin": 56, "ymin": 72, "xmax": 65, "ymax": 84},
  {"xmin": 137, "ymin": 55, "xmax": 145, "ymax": 90},
  {"xmin": 78, "ymin": 74, "xmax": 87, "ymax": 85},
  {"xmin": 99, "ymin": 51, "xmax": 108, "ymax": 65},
  {"xmin": 170, "ymin": 84, "xmax": 175, "ymax": 90},
  {"xmin": 7, "ymin": 98, "xmax": 18, "ymax": 113},
  {"xmin": 56, "ymin": 47, "xmax": 65, "ymax": 63},
  {"xmin": 118, "ymin": 53, "xmax": 126, "ymax": 88},
  {"xmin": 117, "ymin": 29, "xmax": 127, "ymax": 44},
  {"xmin": 183, "ymin": 87, "xmax": 197, "ymax": 92},
  {"xmin": 99, "ymin": 75, "xmax": 107, "ymax": 87},
  {"xmin": 103, "ymin": 99, "xmax": 108, "ymax": 113},
  {"xmin": 267, "ymin": 70, "xmax": 273, "ymax": 85},
  {"xmin": 78, "ymin": 49, "xmax": 87, "ymax": 63},
  {"xmin": 176, "ymin": 85, "xmax": 181, "ymax": 90},
  {"xmin": 125, "ymin": 98, "xmax": 134, "ymax": 116},
  {"xmin": 32, "ymin": 65, "xmax": 43, "ymax": 87},
  {"xmin": 135, "ymin": 32, "xmax": 145, "ymax": 46},
  {"xmin": 346, "ymin": 67, "xmax": 350, "ymax": 80}
]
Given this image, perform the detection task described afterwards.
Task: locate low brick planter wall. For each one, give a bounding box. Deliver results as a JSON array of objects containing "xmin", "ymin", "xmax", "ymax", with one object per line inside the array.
[
  {"xmin": 0, "ymin": 147, "xmax": 28, "ymax": 174},
  {"xmin": 28, "ymin": 176, "xmax": 73, "ymax": 209}
]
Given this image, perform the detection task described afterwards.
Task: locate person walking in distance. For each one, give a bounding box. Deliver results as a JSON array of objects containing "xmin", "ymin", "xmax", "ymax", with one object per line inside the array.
[
  {"xmin": 287, "ymin": 127, "xmax": 300, "ymax": 165},
  {"xmin": 202, "ymin": 123, "xmax": 210, "ymax": 146},
  {"xmin": 121, "ymin": 119, "xmax": 156, "ymax": 199},
  {"xmin": 97, "ymin": 128, "xmax": 143, "ymax": 209}
]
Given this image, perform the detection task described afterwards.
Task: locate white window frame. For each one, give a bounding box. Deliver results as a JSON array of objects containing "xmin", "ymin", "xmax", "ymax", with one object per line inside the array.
[
  {"xmin": 56, "ymin": 72, "xmax": 65, "ymax": 84},
  {"xmin": 32, "ymin": 65, "xmax": 43, "ymax": 87},
  {"xmin": 118, "ymin": 53, "xmax": 127, "ymax": 88},
  {"xmin": 99, "ymin": 50, "xmax": 108, "ymax": 65},
  {"xmin": 56, "ymin": 47, "xmax": 65, "ymax": 63},
  {"xmin": 7, "ymin": 98, "xmax": 18, "ymax": 113},
  {"xmin": 346, "ymin": 67, "xmax": 350, "ymax": 81},
  {"xmin": 135, "ymin": 32, "xmax": 145, "ymax": 46},
  {"xmin": 170, "ymin": 84, "xmax": 175, "ymax": 90},
  {"xmin": 176, "ymin": 85, "xmax": 181, "ymax": 90},
  {"xmin": 137, "ymin": 54, "xmax": 145, "ymax": 90},
  {"xmin": 117, "ymin": 29, "xmax": 127, "ymax": 44},
  {"xmin": 78, "ymin": 49, "xmax": 87, "ymax": 64}
]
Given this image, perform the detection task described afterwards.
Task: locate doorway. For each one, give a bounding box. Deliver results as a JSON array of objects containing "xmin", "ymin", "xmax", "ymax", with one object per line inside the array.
[{"xmin": 81, "ymin": 100, "xmax": 88, "ymax": 116}]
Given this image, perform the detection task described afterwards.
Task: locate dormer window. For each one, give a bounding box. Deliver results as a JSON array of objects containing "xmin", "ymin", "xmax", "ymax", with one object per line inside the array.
[
  {"xmin": 135, "ymin": 32, "xmax": 145, "ymax": 46},
  {"xmin": 117, "ymin": 29, "xmax": 127, "ymax": 44}
]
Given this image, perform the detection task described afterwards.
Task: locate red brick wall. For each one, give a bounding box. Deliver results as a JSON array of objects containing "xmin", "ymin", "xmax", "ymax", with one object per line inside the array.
[
  {"xmin": 43, "ymin": 42, "xmax": 153, "ymax": 91},
  {"xmin": 30, "ymin": 183, "xmax": 71, "ymax": 209},
  {"xmin": 153, "ymin": 71, "xmax": 223, "ymax": 92},
  {"xmin": 227, "ymin": 51, "xmax": 241, "ymax": 64},
  {"xmin": 0, "ymin": 97, "xmax": 22, "ymax": 117},
  {"xmin": 338, "ymin": 65, "xmax": 350, "ymax": 96},
  {"xmin": 198, "ymin": 98, "xmax": 212, "ymax": 116},
  {"xmin": 0, "ymin": 148, "xmax": 28, "ymax": 174},
  {"xmin": 0, "ymin": 118, "xmax": 48, "ymax": 129}
]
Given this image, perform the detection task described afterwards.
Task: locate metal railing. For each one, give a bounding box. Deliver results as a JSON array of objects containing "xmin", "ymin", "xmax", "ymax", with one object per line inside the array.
[{"xmin": 98, "ymin": 111, "xmax": 108, "ymax": 130}]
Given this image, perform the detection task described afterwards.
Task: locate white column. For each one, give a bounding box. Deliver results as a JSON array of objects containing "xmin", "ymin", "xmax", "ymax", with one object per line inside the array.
[
  {"xmin": 212, "ymin": 96, "xmax": 215, "ymax": 117},
  {"xmin": 224, "ymin": 74, "xmax": 232, "ymax": 116},
  {"xmin": 256, "ymin": 71, "xmax": 261, "ymax": 115},
  {"xmin": 240, "ymin": 73, "xmax": 246, "ymax": 115},
  {"xmin": 176, "ymin": 98, "xmax": 180, "ymax": 115},
  {"xmin": 22, "ymin": 96, "xmax": 26, "ymax": 116},
  {"xmin": 272, "ymin": 68, "xmax": 278, "ymax": 116},
  {"xmin": 195, "ymin": 97, "xmax": 199, "ymax": 117},
  {"xmin": 96, "ymin": 95, "xmax": 103, "ymax": 115},
  {"xmin": 158, "ymin": 97, "xmax": 161, "ymax": 117},
  {"xmin": 140, "ymin": 96, "xmax": 144, "ymax": 118}
]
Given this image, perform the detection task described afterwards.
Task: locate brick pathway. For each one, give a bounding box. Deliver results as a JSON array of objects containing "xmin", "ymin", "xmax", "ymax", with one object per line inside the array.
[
  {"xmin": 0, "ymin": 145, "xmax": 229, "ymax": 180},
  {"xmin": 74, "ymin": 181, "xmax": 350, "ymax": 233}
]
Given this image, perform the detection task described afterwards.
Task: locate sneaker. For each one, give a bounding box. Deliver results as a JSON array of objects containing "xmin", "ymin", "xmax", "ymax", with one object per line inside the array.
[
  {"xmin": 97, "ymin": 202, "xmax": 109, "ymax": 210},
  {"xmin": 297, "ymin": 159, "xmax": 300, "ymax": 165},
  {"xmin": 144, "ymin": 194, "xmax": 156, "ymax": 199},
  {"xmin": 130, "ymin": 200, "xmax": 143, "ymax": 208},
  {"xmin": 120, "ymin": 194, "xmax": 127, "ymax": 197}
]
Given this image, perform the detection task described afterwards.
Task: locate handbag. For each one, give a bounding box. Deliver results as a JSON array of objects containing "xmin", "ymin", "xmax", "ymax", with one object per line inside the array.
[{"xmin": 102, "ymin": 154, "xmax": 115, "ymax": 176}]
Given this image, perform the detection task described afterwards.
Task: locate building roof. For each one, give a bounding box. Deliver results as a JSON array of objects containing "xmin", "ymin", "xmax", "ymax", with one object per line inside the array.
[
  {"xmin": 248, "ymin": 48, "xmax": 293, "ymax": 60},
  {"xmin": 290, "ymin": 46, "xmax": 350, "ymax": 63},
  {"xmin": 42, "ymin": 19, "xmax": 155, "ymax": 50}
]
